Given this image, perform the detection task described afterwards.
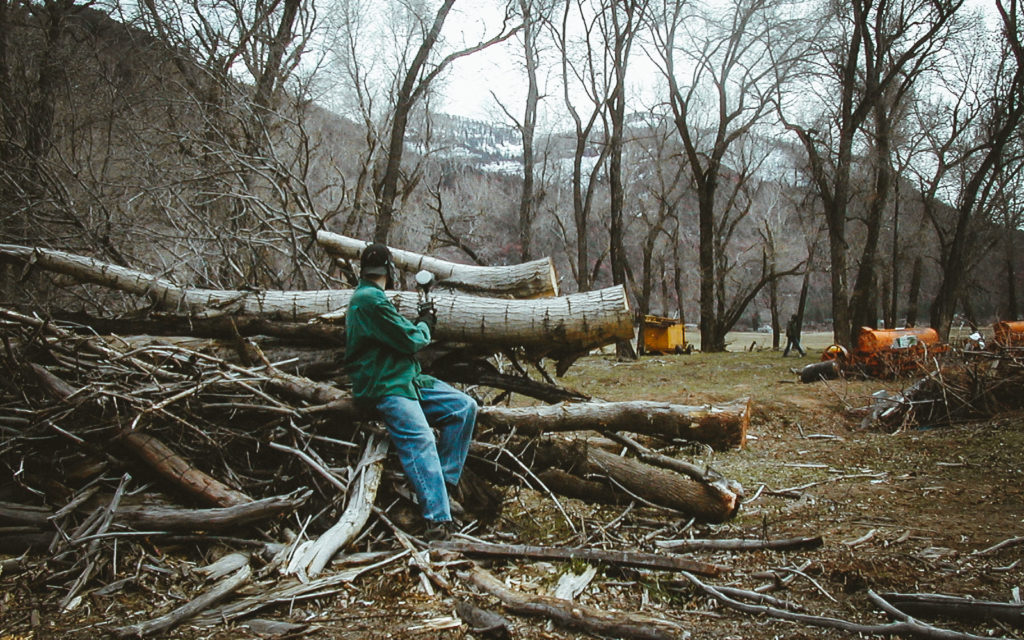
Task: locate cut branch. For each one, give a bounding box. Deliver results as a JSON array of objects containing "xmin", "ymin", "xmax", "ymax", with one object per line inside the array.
[
  {"xmin": 461, "ymin": 564, "xmax": 688, "ymax": 640},
  {"xmin": 438, "ymin": 539, "xmax": 725, "ymax": 576},
  {"xmin": 316, "ymin": 231, "xmax": 560, "ymax": 297},
  {"xmin": 479, "ymin": 399, "xmax": 750, "ymax": 450}
]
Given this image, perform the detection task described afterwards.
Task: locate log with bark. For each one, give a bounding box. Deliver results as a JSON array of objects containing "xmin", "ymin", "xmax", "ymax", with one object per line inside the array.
[
  {"xmin": 316, "ymin": 230, "xmax": 560, "ymax": 298},
  {"xmin": 521, "ymin": 437, "xmax": 742, "ymax": 523},
  {"xmin": 0, "ymin": 244, "xmax": 634, "ymax": 356},
  {"xmin": 478, "ymin": 398, "xmax": 750, "ymax": 450}
]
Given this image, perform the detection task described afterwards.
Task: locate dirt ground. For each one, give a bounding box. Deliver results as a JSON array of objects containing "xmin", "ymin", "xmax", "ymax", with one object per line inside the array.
[{"xmin": 3, "ymin": 340, "xmax": 1023, "ymax": 639}]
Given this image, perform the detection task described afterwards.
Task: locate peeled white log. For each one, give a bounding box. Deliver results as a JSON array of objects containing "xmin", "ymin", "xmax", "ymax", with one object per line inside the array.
[
  {"xmin": 316, "ymin": 230, "xmax": 559, "ymax": 297},
  {"xmin": 1, "ymin": 244, "xmax": 633, "ymax": 353},
  {"xmin": 291, "ymin": 436, "xmax": 388, "ymax": 578}
]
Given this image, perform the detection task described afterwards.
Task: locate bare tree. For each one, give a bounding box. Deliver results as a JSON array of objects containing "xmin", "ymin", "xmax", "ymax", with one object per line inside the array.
[
  {"xmin": 545, "ymin": 0, "xmax": 611, "ymax": 292},
  {"xmin": 364, "ymin": 1, "xmax": 520, "ymax": 243},
  {"xmin": 649, "ymin": 0, "xmax": 803, "ymax": 351},
  {"xmin": 896, "ymin": 3, "xmax": 1024, "ymax": 338},
  {"xmin": 778, "ymin": 0, "xmax": 963, "ymax": 345}
]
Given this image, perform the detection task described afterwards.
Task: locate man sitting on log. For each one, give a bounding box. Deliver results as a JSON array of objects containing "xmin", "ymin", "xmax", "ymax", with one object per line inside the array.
[{"xmin": 345, "ymin": 243, "xmax": 477, "ymax": 541}]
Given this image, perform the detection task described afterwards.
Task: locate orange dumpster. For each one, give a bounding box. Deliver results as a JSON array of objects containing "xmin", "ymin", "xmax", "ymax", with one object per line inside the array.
[{"xmin": 993, "ymin": 321, "xmax": 1024, "ymax": 347}]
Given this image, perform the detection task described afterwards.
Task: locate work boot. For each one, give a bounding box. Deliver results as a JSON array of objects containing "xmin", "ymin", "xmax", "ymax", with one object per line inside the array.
[
  {"xmin": 422, "ymin": 520, "xmax": 457, "ymax": 542},
  {"xmin": 446, "ymin": 482, "xmax": 465, "ymax": 519}
]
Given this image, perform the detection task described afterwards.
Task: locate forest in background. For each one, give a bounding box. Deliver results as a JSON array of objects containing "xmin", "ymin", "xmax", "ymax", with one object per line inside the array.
[{"xmin": 2, "ymin": 0, "xmax": 1023, "ymax": 352}]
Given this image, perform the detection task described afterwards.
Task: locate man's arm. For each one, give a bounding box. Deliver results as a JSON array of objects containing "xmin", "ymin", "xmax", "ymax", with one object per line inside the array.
[{"xmin": 366, "ymin": 295, "xmax": 432, "ymax": 354}]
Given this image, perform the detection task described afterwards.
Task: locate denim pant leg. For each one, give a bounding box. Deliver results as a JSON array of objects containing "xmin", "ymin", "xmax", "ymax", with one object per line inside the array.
[
  {"xmin": 375, "ymin": 395, "xmax": 452, "ymax": 522},
  {"xmin": 419, "ymin": 381, "xmax": 478, "ymax": 487}
]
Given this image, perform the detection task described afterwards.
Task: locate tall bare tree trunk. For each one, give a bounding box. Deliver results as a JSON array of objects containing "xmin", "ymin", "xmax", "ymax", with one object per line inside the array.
[{"xmin": 373, "ymin": 0, "xmax": 455, "ymax": 243}]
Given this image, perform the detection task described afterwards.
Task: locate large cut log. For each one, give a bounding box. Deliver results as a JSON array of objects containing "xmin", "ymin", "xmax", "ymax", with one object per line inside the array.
[
  {"xmin": 478, "ymin": 398, "xmax": 750, "ymax": 450},
  {"xmin": 0, "ymin": 244, "xmax": 633, "ymax": 354},
  {"xmin": 316, "ymin": 230, "xmax": 559, "ymax": 298},
  {"xmin": 527, "ymin": 438, "xmax": 741, "ymax": 523}
]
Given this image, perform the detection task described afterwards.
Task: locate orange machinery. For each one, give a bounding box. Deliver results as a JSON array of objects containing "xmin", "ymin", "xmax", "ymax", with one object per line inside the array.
[
  {"xmin": 993, "ymin": 321, "xmax": 1024, "ymax": 347},
  {"xmin": 801, "ymin": 327, "xmax": 946, "ymax": 382}
]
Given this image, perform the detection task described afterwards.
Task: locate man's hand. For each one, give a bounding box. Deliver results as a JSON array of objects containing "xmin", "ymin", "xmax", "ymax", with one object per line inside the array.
[{"xmin": 416, "ymin": 300, "xmax": 437, "ymax": 332}]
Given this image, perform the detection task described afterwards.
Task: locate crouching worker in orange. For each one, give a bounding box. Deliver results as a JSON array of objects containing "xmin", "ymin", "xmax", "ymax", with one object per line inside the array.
[{"xmin": 345, "ymin": 243, "xmax": 477, "ymax": 541}]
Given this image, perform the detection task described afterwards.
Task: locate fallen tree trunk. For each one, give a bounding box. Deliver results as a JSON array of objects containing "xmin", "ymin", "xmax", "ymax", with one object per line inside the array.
[
  {"xmin": 528, "ymin": 438, "xmax": 741, "ymax": 523},
  {"xmin": 461, "ymin": 564, "xmax": 688, "ymax": 640},
  {"xmin": 316, "ymin": 231, "xmax": 559, "ymax": 298},
  {"xmin": 1, "ymin": 244, "xmax": 633, "ymax": 355},
  {"xmin": 0, "ymin": 491, "xmax": 309, "ymax": 532},
  {"xmin": 656, "ymin": 536, "xmax": 823, "ymax": 552},
  {"xmin": 478, "ymin": 399, "xmax": 750, "ymax": 450},
  {"xmin": 114, "ymin": 490, "xmax": 311, "ymax": 531},
  {"xmin": 877, "ymin": 593, "xmax": 1024, "ymax": 626}
]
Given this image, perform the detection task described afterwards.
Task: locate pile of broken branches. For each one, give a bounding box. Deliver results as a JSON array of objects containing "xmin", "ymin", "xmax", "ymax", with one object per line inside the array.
[{"xmin": 862, "ymin": 346, "xmax": 1024, "ymax": 431}]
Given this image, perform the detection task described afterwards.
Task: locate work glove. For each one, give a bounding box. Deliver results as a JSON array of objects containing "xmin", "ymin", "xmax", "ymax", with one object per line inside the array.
[{"xmin": 416, "ymin": 300, "xmax": 437, "ymax": 333}]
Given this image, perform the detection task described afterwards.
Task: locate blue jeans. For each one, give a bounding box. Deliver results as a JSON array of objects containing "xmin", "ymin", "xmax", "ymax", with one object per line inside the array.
[{"xmin": 375, "ymin": 381, "xmax": 477, "ymax": 523}]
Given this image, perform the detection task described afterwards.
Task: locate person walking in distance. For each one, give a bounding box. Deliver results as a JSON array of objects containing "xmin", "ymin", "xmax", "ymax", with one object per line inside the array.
[
  {"xmin": 783, "ymin": 314, "xmax": 806, "ymax": 357},
  {"xmin": 345, "ymin": 243, "xmax": 477, "ymax": 541}
]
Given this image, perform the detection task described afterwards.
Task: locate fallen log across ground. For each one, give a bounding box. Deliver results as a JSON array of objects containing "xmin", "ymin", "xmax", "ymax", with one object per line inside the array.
[
  {"xmin": 679, "ymin": 571, "xmax": 1018, "ymax": 640},
  {"xmin": 316, "ymin": 230, "xmax": 560, "ymax": 298},
  {"xmin": 0, "ymin": 244, "xmax": 634, "ymax": 356},
  {"xmin": 478, "ymin": 398, "xmax": 750, "ymax": 450},
  {"xmin": 0, "ymin": 491, "xmax": 311, "ymax": 532},
  {"xmin": 520, "ymin": 437, "xmax": 742, "ymax": 523},
  {"xmin": 656, "ymin": 535, "xmax": 823, "ymax": 552},
  {"xmin": 876, "ymin": 593, "xmax": 1024, "ymax": 626}
]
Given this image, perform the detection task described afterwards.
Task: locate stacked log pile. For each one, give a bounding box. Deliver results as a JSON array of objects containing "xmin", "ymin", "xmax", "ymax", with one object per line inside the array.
[{"xmin": 0, "ymin": 240, "xmax": 754, "ymax": 636}]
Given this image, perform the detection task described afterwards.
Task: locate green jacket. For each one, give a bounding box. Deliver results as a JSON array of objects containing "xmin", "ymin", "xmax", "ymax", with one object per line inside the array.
[{"xmin": 345, "ymin": 279, "xmax": 437, "ymax": 401}]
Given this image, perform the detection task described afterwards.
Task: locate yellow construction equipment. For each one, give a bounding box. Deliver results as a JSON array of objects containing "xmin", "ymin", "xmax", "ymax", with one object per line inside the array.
[{"xmin": 638, "ymin": 315, "xmax": 689, "ymax": 355}]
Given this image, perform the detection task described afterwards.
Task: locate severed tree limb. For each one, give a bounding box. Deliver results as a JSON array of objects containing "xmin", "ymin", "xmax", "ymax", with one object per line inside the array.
[
  {"xmin": 461, "ymin": 564, "xmax": 688, "ymax": 640},
  {"xmin": 118, "ymin": 432, "xmax": 253, "ymax": 508},
  {"xmin": 437, "ymin": 539, "xmax": 725, "ymax": 576},
  {"xmin": 656, "ymin": 536, "xmax": 823, "ymax": 553},
  {"xmin": 189, "ymin": 552, "xmax": 406, "ymax": 627},
  {"xmin": 294, "ymin": 436, "xmax": 389, "ymax": 577},
  {"xmin": 19, "ymin": 351, "xmax": 252, "ymax": 509},
  {"xmin": 115, "ymin": 490, "xmax": 311, "ymax": 531},
  {"xmin": 680, "ymin": 571, "xmax": 1015, "ymax": 640},
  {"xmin": 316, "ymin": 230, "xmax": 560, "ymax": 298},
  {"xmin": 0, "ymin": 245, "xmax": 633, "ymax": 354},
  {"xmin": 876, "ymin": 593, "xmax": 1024, "ymax": 626},
  {"xmin": 479, "ymin": 398, "xmax": 749, "ymax": 450},
  {"xmin": 113, "ymin": 564, "xmax": 252, "ymax": 637},
  {"xmin": 525, "ymin": 438, "xmax": 741, "ymax": 523}
]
